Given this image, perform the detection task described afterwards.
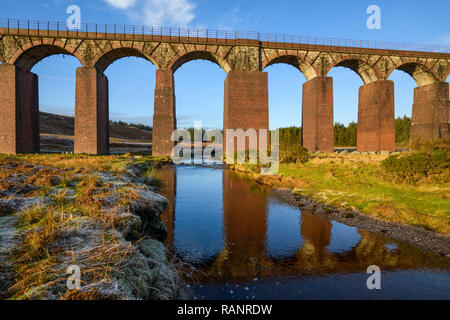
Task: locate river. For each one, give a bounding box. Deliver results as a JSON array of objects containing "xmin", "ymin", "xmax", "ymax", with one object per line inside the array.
[{"xmin": 156, "ymin": 165, "xmax": 450, "ymax": 300}]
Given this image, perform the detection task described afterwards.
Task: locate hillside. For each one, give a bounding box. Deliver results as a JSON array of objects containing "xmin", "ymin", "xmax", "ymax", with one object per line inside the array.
[
  {"xmin": 39, "ymin": 112, "xmax": 152, "ymax": 141},
  {"xmin": 39, "ymin": 112, "xmax": 153, "ymax": 153}
]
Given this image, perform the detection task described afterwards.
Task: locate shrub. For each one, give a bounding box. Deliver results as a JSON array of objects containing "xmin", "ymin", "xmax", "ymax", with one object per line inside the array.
[
  {"xmin": 410, "ymin": 137, "xmax": 450, "ymax": 153},
  {"xmin": 279, "ymin": 144, "xmax": 310, "ymax": 164},
  {"xmin": 381, "ymin": 149, "xmax": 449, "ymax": 183}
]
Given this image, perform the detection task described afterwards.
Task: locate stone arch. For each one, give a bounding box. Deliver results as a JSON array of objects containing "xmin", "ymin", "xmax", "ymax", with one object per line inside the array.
[
  {"xmin": 262, "ymin": 53, "xmax": 317, "ymax": 80},
  {"xmin": 92, "ymin": 45, "xmax": 158, "ymax": 73},
  {"xmin": 325, "ymin": 57, "xmax": 381, "ymax": 84},
  {"xmin": 387, "ymin": 62, "xmax": 438, "ymax": 86},
  {"xmin": 9, "ymin": 40, "xmax": 85, "ymax": 71},
  {"xmin": 169, "ymin": 50, "xmax": 231, "ymax": 73}
]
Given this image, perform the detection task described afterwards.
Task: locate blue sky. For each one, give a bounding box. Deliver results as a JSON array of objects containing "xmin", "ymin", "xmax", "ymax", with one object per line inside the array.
[{"xmin": 2, "ymin": 0, "xmax": 449, "ymax": 129}]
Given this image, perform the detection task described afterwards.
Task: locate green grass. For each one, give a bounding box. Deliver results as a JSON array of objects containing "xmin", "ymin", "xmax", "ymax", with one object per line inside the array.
[{"xmin": 234, "ymin": 153, "xmax": 450, "ymax": 234}]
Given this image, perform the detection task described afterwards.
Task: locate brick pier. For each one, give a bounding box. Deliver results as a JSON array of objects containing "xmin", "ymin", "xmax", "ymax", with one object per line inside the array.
[
  {"xmin": 411, "ymin": 82, "xmax": 450, "ymax": 140},
  {"xmin": 357, "ymin": 80, "xmax": 396, "ymax": 152},
  {"xmin": 74, "ymin": 67, "xmax": 109, "ymax": 155},
  {"xmin": 302, "ymin": 77, "xmax": 334, "ymax": 153}
]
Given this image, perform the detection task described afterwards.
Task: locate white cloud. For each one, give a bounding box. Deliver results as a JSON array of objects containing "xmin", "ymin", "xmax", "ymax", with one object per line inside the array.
[
  {"xmin": 104, "ymin": 0, "xmax": 196, "ymax": 27},
  {"xmin": 217, "ymin": 4, "xmax": 261, "ymax": 31},
  {"xmin": 104, "ymin": 0, "xmax": 136, "ymax": 9},
  {"xmin": 143, "ymin": 0, "xmax": 195, "ymax": 27}
]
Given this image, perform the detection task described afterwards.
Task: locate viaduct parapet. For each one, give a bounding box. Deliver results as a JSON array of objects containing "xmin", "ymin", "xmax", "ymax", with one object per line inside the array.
[{"xmin": 1, "ymin": 21, "xmax": 449, "ymax": 155}]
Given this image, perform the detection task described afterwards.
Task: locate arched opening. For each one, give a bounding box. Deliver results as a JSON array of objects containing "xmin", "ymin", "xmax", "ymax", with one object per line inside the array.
[
  {"xmin": 388, "ymin": 70, "xmax": 417, "ymax": 147},
  {"xmin": 173, "ymin": 57, "xmax": 227, "ymax": 158},
  {"xmin": 263, "ymin": 62, "xmax": 306, "ymax": 146},
  {"xmin": 391, "ymin": 63, "xmax": 437, "ymax": 87},
  {"xmin": 101, "ymin": 50, "xmax": 157, "ymax": 154},
  {"xmin": 13, "ymin": 44, "xmax": 83, "ymax": 72},
  {"xmin": 171, "ymin": 51, "xmax": 230, "ymax": 74},
  {"xmin": 94, "ymin": 47, "xmax": 156, "ymax": 74},
  {"xmin": 31, "ymin": 54, "xmax": 81, "ymax": 153},
  {"xmin": 11, "ymin": 44, "xmax": 84, "ymax": 153},
  {"xmin": 329, "ymin": 59, "xmax": 380, "ymax": 84},
  {"xmin": 328, "ymin": 65, "xmax": 364, "ymax": 150}
]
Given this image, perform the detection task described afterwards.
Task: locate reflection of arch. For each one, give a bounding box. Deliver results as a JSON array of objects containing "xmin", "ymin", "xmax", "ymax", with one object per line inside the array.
[
  {"xmin": 9, "ymin": 41, "xmax": 85, "ymax": 71},
  {"xmin": 262, "ymin": 53, "xmax": 316, "ymax": 80},
  {"xmin": 387, "ymin": 62, "xmax": 438, "ymax": 86},
  {"xmin": 325, "ymin": 58, "xmax": 381, "ymax": 84},
  {"xmin": 170, "ymin": 51, "xmax": 231, "ymax": 73},
  {"xmin": 92, "ymin": 46, "xmax": 157, "ymax": 73}
]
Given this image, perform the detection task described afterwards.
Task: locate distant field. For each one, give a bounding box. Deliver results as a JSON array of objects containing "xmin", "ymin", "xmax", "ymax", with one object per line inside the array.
[
  {"xmin": 39, "ymin": 112, "xmax": 152, "ymax": 153},
  {"xmin": 40, "ymin": 112, "xmax": 152, "ymax": 141}
]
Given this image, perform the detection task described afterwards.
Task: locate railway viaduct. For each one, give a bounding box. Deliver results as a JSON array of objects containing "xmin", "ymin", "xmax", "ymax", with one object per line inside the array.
[{"xmin": 0, "ymin": 20, "xmax": 449, "ymax": 155}]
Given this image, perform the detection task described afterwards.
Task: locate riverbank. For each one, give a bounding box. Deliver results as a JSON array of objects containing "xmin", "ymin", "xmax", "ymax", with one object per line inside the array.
[
  {"xmin": 0, "ymin": 154, "xmax": 181, "ymax": 300},
  {"xmin": 230, "ymin": 152, "xmax": 450, "ymax": 256}
]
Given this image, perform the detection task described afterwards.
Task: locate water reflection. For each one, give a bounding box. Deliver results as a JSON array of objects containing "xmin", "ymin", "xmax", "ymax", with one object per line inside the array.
[{"xmin": 158, "ymin": 166, "xmax": 450, "ymax": 299}]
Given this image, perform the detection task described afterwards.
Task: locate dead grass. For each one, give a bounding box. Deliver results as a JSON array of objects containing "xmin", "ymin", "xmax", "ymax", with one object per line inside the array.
[
  {"xmin": 60, "ymin": 288, "xmax": 117, "ymax": 300},
  {"xmin": 0, "ymin": 154, "xmax": 174, "ymax": 300}
]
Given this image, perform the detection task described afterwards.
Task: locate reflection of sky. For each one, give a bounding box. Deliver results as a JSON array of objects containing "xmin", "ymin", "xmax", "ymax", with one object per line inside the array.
[
  {"xmin": 168, "ymin": 167, "xmax": 450, "ymax": 299},
  {"xmin": 328, "ymin": 221, "xmax": 361, "ymax": 253},
  {"xmin": 386, "ymin": 243, "xmax": 398, "ymax": 251},
  {"xmin": 191, "ymin": 270, "xmax": 450, "ymax": 300},
  {"xmin": 173, "ymin": 166, "xmax": 225, "ymax": 263},
  {"xmin": 266, "ymin": 200, "xmax": 303, "ymax": 259}
]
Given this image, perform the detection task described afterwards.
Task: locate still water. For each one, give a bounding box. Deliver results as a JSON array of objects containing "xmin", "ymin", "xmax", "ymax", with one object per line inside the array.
[{"xmin": 157, "ymin": 165, "xmax": 450, "ymax": 300}]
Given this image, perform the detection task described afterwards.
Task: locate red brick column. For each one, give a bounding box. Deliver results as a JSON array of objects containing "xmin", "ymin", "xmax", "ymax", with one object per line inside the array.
[
  {"xmin": 74, "ymin": 67, "xmax": 109, "ymax": 155},
  {"xmin": 0, "ymin": 64, "xmax": 39, "ymax": 154},
  {"xmin": 302, "ymin": 77, "xmax": 334, "ymax": 152},
  {"xmin": 223, "ymin": 71, "xmax": 269, "ymax": 154},
  {"xmin": 357, "ymin": 80, "xmax": 395, "ymax": 152},
  {"xmin": 153, "ymin": 70, "xmax": 176, "ymax": 156},
  {"xmin": 411, "ymin": 82, "xmax": 449, "ymax": 140}
]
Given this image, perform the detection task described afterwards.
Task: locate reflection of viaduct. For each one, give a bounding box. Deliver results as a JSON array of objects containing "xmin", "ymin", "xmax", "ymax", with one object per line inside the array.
[
  {"xmin": 161, "ymin": 168, "xmax": 448, "ymax": 283},
  {"xmin": 0, "ymin": 20, "xmax": 449, "ymax": 154}
]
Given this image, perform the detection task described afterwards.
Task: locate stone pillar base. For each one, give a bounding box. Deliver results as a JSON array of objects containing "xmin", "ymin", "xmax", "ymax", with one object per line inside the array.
[
  {"xmin": 74, "ymin": 67, "xmax": 109, "ymax": 155},
  {"xmin": 0, "ymin": 64, "xmax": 39, "ymax": 154},
  {"xmin": 302, "ymin": 77, "xmax": 334, "ymax": 152},
  {"xmin": 357, "ymin": 80, "xmax": 395, "ymax": 152},
  {"xmin": 153, "ymin": 70, "xmax": 176, "ymax": 157},
  {"xmin": 411, "ymin": 82, "xmax": 449, "ymax": 140},
  {"xmin": 223, "ymin": 71, "xmax": 269, "ymax": 155}
]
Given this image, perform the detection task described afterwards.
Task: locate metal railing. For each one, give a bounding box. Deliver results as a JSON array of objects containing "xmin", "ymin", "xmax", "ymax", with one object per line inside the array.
[{"xmin": 1, "ymin": 18, "xmax": 449, "ymax": 54}]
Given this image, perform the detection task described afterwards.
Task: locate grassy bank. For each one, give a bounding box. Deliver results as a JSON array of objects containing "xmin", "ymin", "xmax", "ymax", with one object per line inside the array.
[
  {"xmin": 0, "ymin": 153, "xmax": 179, "ymax": 300},
  {"xmin": 231, "ymin": 152, "xmax": 450, "ymax": 235}
]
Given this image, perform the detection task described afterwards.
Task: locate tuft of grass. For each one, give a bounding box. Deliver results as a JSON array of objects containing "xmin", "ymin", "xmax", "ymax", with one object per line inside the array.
[
  {"xmin": 60, "ymin": 288, "xmax": 117, "ymax": 300},
  {"xmin": 140, "ymin": 168, "xmax": 162, "ymax": 187}
]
